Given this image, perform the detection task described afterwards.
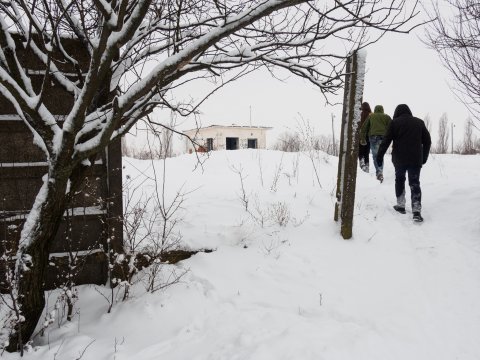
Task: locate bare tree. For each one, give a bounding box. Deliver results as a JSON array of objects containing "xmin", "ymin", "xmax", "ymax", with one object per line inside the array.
[
  {"xmin": 461, "ymin": 118, "xmax": 477, "ymax": 154},
  {"xmin": 0, "ymin": 0, "xmax": 422, "ymax": 351},
  {"xmin": 425, "ymin": 0, "xmax": 480, "ymax": 121},
  {"xmin": 160, "ymin": 127, "xmax": 174, "ymax": 159},
  {"xmin": 273, "ymin": 132, "xmax": 302, "ymax": 152},
  {"xmin": 436, "ymin": 113, "xmax": 450, "ymax": 154},
  {"xmin": 424, "ymin": 114, "xmax": 432, "ymax": 134},
  {"xmin": 273, "ymin": 130, "xmax": 338, "ymax": 156}
]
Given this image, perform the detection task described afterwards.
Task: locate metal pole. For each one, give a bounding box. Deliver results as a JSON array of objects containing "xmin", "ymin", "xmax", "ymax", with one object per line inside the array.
[
  {"xmin": 331, "ymin": 113, "xmax": 336, "ymax": 156},
  {"xmin": 249, "ymin": 105, "xmax": 252, "ymax": 127},
  {"xmin": 451, "ymin": 123, "xmax": 454, "ymax": 153}
]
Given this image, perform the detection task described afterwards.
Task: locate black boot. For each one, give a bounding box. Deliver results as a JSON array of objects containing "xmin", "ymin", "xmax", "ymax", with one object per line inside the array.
[
  {"xmin": 413, "ymin": 212, "xmax": 424, "ymax": 222},
  {"xmin": 377, "ymin": 173, "xmax": 384, "ymax": 183},
  {"xmin": 393, "ymin": 205, "xmax": 406, "ymax": 214}
]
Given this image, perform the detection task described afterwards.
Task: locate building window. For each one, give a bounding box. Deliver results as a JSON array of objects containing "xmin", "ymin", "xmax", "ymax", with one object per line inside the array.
[
  {"xmin": 206, "ymin": 138, "xmax": 213, "ymax": 151},
  {"xmin": 247, "ymin": 139, "xmax": 257, "ymax": 149}
]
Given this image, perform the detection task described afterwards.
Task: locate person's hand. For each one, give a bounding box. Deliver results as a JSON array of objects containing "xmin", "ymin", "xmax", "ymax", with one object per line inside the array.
[
  {"xmin": 360, "ymin": 139, "xmax": 367, "ymax": 146},
  {"xmin": 377, "ymin": 156, "xmax": 383, "ymax": 167}
]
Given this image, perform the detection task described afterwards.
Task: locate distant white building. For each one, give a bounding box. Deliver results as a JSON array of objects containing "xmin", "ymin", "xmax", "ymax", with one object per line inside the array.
[{"xmin": 183, "ymin": 125, "xmax": 272, "ymax": 153}]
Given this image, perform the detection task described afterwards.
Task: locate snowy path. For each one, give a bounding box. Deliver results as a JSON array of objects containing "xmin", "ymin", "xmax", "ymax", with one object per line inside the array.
[{"xmin": 355, "ymin": 154, "xmax": 480, "ymax": 359}]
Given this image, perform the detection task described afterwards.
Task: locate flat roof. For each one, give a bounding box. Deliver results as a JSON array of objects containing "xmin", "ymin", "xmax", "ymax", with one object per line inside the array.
[{"xmin": 183, "ymin": 124, "xmax": 273, "ymax": 133}]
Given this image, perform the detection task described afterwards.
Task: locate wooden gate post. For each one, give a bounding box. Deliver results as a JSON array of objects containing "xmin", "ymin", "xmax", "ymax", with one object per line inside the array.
[{"xmin": 334, "ymin": 50, "xmax": 367, "ymax": 239}]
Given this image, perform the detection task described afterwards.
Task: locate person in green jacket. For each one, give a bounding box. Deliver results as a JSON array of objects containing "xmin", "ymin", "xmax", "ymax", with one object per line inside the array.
[{"xmin": 360, "ymin": 105, "xmax": 392, "ymax": 182}]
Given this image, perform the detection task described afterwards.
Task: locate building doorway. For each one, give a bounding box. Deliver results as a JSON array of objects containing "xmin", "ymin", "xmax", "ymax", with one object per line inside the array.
[
  {"xmin": 226, "ymin": 137, "xmax": 239, "ymax": 150},
  {"xmin": 247, "ymin": 139, "xmax": 258, "ymax": 149}
]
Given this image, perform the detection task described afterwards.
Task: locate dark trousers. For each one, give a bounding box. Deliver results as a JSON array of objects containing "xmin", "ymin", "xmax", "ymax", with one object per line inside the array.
[
  {"xmin": 358, "ymin": 141, "xmax": 370, "ymax": 166},
  {"xmin": 369, "ymin": 136, "xmax": 385, "ymax": 175},
  {"xmin": 395, "ymin": 165, "xmax": 422, "ymax": 212}
]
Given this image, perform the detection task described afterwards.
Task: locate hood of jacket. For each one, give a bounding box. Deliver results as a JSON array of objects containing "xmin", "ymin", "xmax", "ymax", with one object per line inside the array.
[
  {"xmin": 374, "ymin": 105, "xmax": 384, "ymax": 113},
  {"xmin": 393, "ymin": 104, "xmax": 413, "ymax": 118}
]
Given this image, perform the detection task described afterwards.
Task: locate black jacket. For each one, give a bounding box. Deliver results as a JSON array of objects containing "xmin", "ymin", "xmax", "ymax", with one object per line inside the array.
[{"xmin": 377, "ymin": 104, "xmax": 431, "ymax": 167}]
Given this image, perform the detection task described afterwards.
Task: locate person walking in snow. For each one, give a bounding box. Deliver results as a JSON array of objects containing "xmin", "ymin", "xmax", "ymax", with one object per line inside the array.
[
  {"xmin": 358, "ymin": 102, "xmax": 372, "ymax": 173},
  {"xmin": 360, "ymin": 104, "xmax": 392, "ymax": 182},
  {"xmin": 376, "ymin": 104, "xmax": 432, "ymax": 222}
]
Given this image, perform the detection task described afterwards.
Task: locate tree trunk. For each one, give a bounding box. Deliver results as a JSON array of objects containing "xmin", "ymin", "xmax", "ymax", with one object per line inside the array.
[{"xmin": 7, "ymin": 174, "xmax": 70, "ymax": 352}]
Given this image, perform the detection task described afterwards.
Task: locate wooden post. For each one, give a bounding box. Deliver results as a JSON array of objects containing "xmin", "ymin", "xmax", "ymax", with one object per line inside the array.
[
  {"xmin": 334, "ymin": 50, "xmax": 366, "ymax": 239},
  {"xmin": 333, "ymin": 54, "xmax": 352, "ymax": 223}
]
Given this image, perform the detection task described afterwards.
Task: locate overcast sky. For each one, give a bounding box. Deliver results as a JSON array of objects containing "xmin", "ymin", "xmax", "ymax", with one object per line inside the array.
[{"xmin": 127, "ymin": 15, "xmax": 474, "ymax": 151}]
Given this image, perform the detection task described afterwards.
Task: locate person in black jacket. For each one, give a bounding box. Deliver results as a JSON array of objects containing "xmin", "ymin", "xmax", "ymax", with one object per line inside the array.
[{"xmin": 376, "ymin": 104, "xmax": 432, "ymax": 222}]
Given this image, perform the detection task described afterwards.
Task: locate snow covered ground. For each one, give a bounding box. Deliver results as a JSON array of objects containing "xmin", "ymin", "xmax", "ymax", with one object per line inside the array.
[{"xmin": 5, "ymin": 150, "xmax": 480, "ymax": 360}]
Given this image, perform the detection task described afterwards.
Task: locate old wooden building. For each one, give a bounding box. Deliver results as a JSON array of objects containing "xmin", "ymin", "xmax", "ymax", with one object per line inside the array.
[{"xmin": 0, "ymin": 35, "xmax": 123, "ymax": 290}]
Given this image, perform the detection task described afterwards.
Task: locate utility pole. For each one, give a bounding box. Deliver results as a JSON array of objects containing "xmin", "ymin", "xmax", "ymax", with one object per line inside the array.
[
  {"xmin": 451, "ymin": 123, "xmax": 455, "ymax": 153},
  {"xmin": 249, "ymin": 105, "xmax": 252, "ymax": 127},
  {"xmin": 331, "ymin": 113, "xmax": 336, "ymax": 156}
]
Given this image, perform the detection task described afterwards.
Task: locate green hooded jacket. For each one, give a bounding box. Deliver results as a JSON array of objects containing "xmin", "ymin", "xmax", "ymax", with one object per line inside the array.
[{"xmin": 360, "ymin": 105, "xmax": 392, "ymax": 140}]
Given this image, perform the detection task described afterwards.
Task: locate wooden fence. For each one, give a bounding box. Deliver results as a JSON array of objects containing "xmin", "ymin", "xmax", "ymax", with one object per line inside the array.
[{"xmin": 0, "ymin": 35, "xmax": 122, "ymax": 290}]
